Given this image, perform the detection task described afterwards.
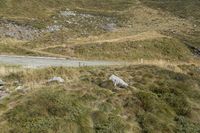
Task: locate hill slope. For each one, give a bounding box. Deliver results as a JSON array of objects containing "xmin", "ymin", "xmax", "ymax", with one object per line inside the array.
[
  {"xmin": 0, "ymin": 65, "xmax": 200, "ymax": 132},
  {"xmin": 0, "ymin": 0, "xmax": 199, "ymax": 61},
  {"xmin": 0, "ymin": 1, "xmax": 200, "ymax": 133},
  {"xmin": 0, "ymin": 65, "xmax": 200, "ymax": 133}
]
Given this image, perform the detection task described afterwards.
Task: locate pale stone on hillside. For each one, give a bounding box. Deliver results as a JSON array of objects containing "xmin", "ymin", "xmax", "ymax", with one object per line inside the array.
[
  {"xmin": 48, "ymin": 77, "xmax": 65, "ymax": 83},
  {"xmin": 109, "ymin": 75, "xmax": 128, "ymax": 88}
]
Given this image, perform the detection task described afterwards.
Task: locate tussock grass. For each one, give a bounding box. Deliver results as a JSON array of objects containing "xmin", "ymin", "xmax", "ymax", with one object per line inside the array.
[
  {"xmin": 0, "ymin": 64, "xmax": 21, "ymax": 76},
  {"xmin": 0, "ymin": 65, "xmax": 199, "ymax": 132},
  {"xmin": 0, "ymin": 38, "xmax": 38, "ymax": 56}
]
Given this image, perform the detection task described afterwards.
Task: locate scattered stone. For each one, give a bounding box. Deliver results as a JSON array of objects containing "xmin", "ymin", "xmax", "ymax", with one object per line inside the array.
[
  {"xmin": 60, "ymin": 10, "xmax": 76, "ymax": 17},
  {"xmin": 13, "ymin": 81, "xmax": 20, "ymax": 86},
  {"xmin": 102, "ymin": 23, "xmax": 117, "ymax": 32},
  {"xmin": 0, "ymin": 21, "xmax": 41, "ymax": 40},
  {"xmin": 0, "ymin": 80, "xmax": 5, "ymax": 86},
  {"xmin": 0, "ymin": 90, "xmax": 9, "ymax": 100},
  {"xmin": 109, "ymin": 75, "xmax": 128, "ymax": 88},
  {"xmin": 58, "ymin": 8, "xmax": 117, "ymax": 34},
  {"xmin": 0, "ymin": 20, "xmax": 62, "ymax": 40},
  {"xmin": 15, "ymin": 86, "xmax": 30, "ymax": 94},
  {"xmin": 46, "ymin": 25, "xmax": 62, "ymax": 32},
  {"xmin": 48, "ymin": 77, "xmax": 65, "ymax": 83},
  {"xmin": 15, "ymin": 86, "xmax": 23, "ymax": 91},
  {"xmin": 80, "ymin": 13, "xmax": 94, "ymax": 18},
  {"xmin": 60, "ymin": 9, "xmax": 93, "ymax": 18}
]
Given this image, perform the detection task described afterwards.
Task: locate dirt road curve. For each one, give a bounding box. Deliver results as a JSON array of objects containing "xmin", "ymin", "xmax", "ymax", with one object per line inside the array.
[{"xmin": 0, "ymin": 55, "xmax": 122, "ymax": 68}]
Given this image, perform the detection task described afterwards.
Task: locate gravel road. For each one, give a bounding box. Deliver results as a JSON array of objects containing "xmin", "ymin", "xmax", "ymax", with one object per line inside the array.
[{"xmin": 0, "ymin": 55, "xmax": 121, "ymax": 68}]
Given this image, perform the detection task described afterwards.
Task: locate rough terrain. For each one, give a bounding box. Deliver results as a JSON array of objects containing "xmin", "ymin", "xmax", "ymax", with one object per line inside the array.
[{"xmin": 0, "ymin": 0, "xmax": 200, "ymax": 133}]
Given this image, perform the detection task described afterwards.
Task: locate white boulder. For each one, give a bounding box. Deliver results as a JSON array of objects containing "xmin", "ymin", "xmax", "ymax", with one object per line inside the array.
[
  {"xmin": 48, "ymin": 77, "xmax": 65, "ymax": 83},
  {"xmin": 109, "ymin": 75, "xmax": 128, "ymax": 88}
]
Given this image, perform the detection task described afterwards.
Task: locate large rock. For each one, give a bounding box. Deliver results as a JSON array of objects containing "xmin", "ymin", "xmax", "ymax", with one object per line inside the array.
[
  {"xmin": 109, "ymin": 75, "xmax": 128, "ymax": 88},
  {"xmin": 0, "ymin": 80, "xmax": 5, "ymax": 86},
  {"xmin": 48, "ymin": 77, "xmax": 65, "ymax": 83}
]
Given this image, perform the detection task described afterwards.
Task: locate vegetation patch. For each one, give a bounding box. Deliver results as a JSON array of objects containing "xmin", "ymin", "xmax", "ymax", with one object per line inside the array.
[
  {"xmin": 0, "ymin": 65, "xmax": 199, "ymax": 132},
  {"xmin": 141, "ymin": 0, "xmax": 200, "ymax": 23},
  {"xmin": 73, "ymin": 38, "xmax": 192, "ymax": 61}
]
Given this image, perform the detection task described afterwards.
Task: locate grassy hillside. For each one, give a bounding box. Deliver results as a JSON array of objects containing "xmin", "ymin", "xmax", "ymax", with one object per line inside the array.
[
  {"xmin": 0, "ymin": 0, "xmax": 199, "ymax": 60},
  {"xmin": 73, "ymin": 38, "xmax": 192, "ymax": 61},
  {"xmin": 0, "ymin": 0, "xmax": 136, "ymax": 27},
  {"xmin": 0, "ymin": 65, "xmax": 200, "ymax": 132},
  {"xmin": 0, "ymin": 1, "xmax": 200, "ymax": 132},
  {"xmin": 141, "ymin": 0, "xmax": 200, "ymax": 49},
  {"xmin": 42, "ymin": 37, "xmax": 193, "ymax": 61},
  {"xmin": 141, "ymin": 0, "xmax": 200, "ymax": 23}
]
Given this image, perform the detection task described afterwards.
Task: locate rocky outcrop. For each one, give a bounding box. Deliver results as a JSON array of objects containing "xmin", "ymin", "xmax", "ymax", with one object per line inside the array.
[{"xmin": 0, "ymin": 20, "xmax": 41, "ymax": 40}]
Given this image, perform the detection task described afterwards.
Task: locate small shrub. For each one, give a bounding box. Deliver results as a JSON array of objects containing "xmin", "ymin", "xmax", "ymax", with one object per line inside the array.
[{"xmin": 175, "ymin": 116, "xmax": 200, "ymax": 133}]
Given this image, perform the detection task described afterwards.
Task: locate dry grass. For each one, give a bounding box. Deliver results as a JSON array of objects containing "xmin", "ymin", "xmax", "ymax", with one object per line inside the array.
[
  {"xmin": 37, "ymin": 31, "xmax": 167, "ymax": 50},
  {"xmin": 0, "ymin": 64, "xmax": 199, "ymax": 132},
  {"xmin": 0, "ymin": 64, "xmax": 22, "ymax": 76},
  {"xmin": 0, "ymin": 0, "xmax": 198, "ymax": 62}
]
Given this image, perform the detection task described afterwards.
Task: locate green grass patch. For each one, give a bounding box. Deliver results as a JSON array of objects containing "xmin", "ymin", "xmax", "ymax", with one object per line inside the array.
[
  {"xmin": 0, "ymin": 43, "xmax": 38, "ymax": 55},
  {"xmin": 0, "ymin": 0, "xmax": 137, "ymax": 19},
  {"xmin": 73, "ymin": 38, "xmax": 192, "ymax": 61}
]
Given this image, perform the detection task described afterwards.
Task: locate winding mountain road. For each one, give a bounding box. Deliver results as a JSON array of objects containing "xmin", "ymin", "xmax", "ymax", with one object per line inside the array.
[
  {"xmin": 0, "ymin": 55, "xmax": 122, "ymax": 68},
  {"xmin": 0, "ymin": 55, "xmax": 199, "ymax": 70}
]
